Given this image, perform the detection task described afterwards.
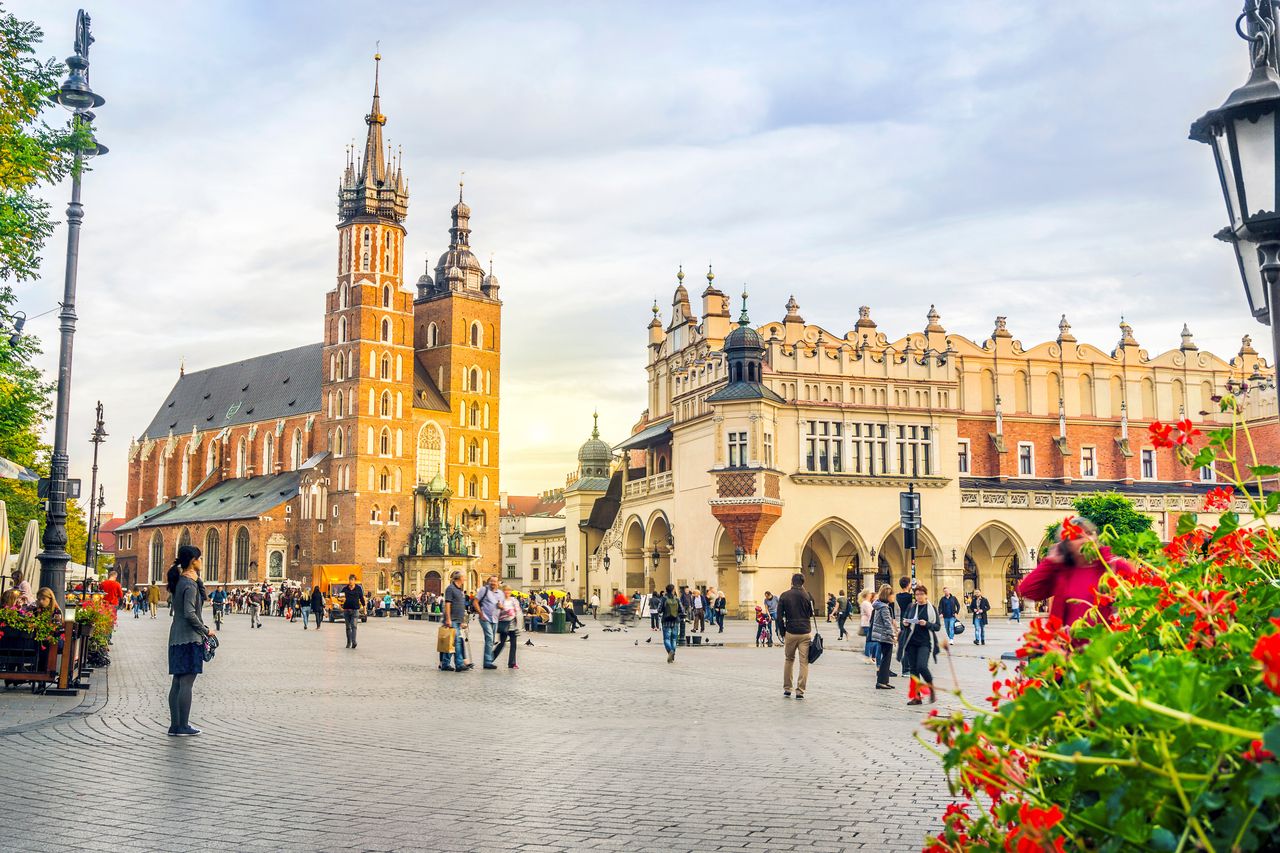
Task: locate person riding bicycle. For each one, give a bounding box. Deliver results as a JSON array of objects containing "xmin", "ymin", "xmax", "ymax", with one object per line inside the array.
[{"xmin": 210, "ymin": 585, "xmax": 227, "ymax": 630}]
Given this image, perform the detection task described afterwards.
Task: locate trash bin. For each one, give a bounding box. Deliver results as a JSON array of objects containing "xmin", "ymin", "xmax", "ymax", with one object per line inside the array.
[{"xmin": 550, "ymin": 608, "xmax": 568, "ymax": 634}]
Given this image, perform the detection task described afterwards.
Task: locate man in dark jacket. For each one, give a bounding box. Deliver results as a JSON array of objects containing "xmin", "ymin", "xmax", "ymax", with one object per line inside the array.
[
  {"xmin": 969, "ymin": 588, "xmax": 991, "ymax": 645},
  {"xmin": 938, "ymin": 587, "xmax": 961, "ymax": 639},
  {"xmin": 309, "ymin": 586, "xmax": 325, "ymax": 630},
  {"xmin": 777, "ymin": 573, "xmax": 816, "ymax": 699},
  {"xmin": 341, "ymin": 574, "xmax": 366, "ymax": 649},
  {"xmin": 895, "ymin": 577, "xmax": 913, "ymax": 671}
]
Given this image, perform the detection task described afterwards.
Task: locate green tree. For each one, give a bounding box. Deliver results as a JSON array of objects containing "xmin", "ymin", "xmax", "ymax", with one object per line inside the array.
[
  {"xmin": 1045, "ymin": 492, "xmax": 1159, "ymax": 558},
  {"xmin": 0, "ymin": 285, "xmax": 51, "ymax": 546},
  {"xmin": 0, "ymin": 3, "xmax": 80, "ymax": 282}
]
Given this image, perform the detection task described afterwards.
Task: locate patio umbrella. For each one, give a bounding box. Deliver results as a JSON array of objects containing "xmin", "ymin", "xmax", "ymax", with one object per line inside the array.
[
  {"xmin": 0, "ymin": 456, "xmax": 39, "ymax": 482},
  {"xmin": 0, "ymin": 501, "xmax": 9, "ymax": 586},
  {"xmin": 14, "ymin": 518, "xmax": 39, "ymax": 579}
]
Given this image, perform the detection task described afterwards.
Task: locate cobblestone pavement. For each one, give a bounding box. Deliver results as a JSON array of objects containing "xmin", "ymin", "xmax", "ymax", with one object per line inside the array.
[{"xmin": 0, "ymin": 609, "xmax": 1030, "ymax": 852}]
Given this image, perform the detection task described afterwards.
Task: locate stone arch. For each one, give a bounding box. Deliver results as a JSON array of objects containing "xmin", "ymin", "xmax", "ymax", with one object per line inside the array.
[
  {"xmin": 622, "ymin": 515, "xmax": 646, "ymax": 593},
  {"xmin": 875, "ymin": 523, "xmax": 941, "ymax": 591},
  {"xmin": 644, "ymin": 510, "xmax": 673, "ymax": 593},
  {"xmin": 963, "ymin": 521, "xmax": 1028, "ymax": 614},
  {"xmin": 798, "ymin": 517, "xmax": 869, "ymax": 603},
  {"xmin": 711, "ymin": 525, "xmax": 740, "ymax": 614}
]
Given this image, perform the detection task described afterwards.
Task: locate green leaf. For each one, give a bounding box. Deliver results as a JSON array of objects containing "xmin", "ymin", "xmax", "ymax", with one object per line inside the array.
[
  {"xmin": 1176, "ymin": 512, "xmax": 1199, "ymax": 536},
  {"xmin": 1250, "ymin": 464, "xmax": 1280, "ymax": 477},
  {"xmin": 1211, "ymin": 511, "xmax": 1240, "ymax": 542},
  {"xmin": 1149, "ymin": 827, "xmax": 1178, "ymax": 852}
]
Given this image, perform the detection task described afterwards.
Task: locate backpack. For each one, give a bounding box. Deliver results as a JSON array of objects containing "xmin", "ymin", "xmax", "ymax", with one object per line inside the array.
[{"xmin": 663, "ymin": 595, "xmax": 681, "ymax": 620}]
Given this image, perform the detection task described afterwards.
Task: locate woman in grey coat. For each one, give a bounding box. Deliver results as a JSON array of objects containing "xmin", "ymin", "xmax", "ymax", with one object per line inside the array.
[
  {"xmin": 869, "ymin": 584, "xmax": 898, "ymax": 690},
  {"xmin": 167, "ymin": 545, "xmax": 214, "ymax": 736}
]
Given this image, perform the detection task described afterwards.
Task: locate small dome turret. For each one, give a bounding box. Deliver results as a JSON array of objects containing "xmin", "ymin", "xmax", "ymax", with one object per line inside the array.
[{"xmin": 577, "ymin": 411, "xmax": 612, "ymax": 478}]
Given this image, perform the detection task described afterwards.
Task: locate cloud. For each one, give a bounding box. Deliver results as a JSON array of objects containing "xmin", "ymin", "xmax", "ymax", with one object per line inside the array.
[{"xmin": 10, "ymin": 0, "xmax": 1268, "ymax": 511}]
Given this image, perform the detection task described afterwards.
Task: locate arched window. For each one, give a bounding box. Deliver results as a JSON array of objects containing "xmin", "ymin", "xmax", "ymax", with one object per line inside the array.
[
  {"xmin": 336, "ymin": 351, "xmax": 344, "ymax": 380},
  {"xmin": 205, "ymin": 443, "xmax": 217, "ymax": 475},
  {"xmin": 394, "ymin": 467, "xmax": 402, "ymax": 491},
  {"xmin": 380, "ymin": 428, "xmax": 391, "ymax": 456},
  {"xmin": 483, "ymin": 403, "xmax": 490, "ymax": 429},
  {"xmin": 382, "ymin": 253, "xmax": 389, "ymax": 272},
  {"xmin": 468, "ymin": 476, "xmax": 478, "ymax": 498},
  {"xmin": 379, "ymin": 467, "xmax": 390, "ymax": 491},
  {"xmin": 371, "ymin": 505, "xmax": 381, "ymax": 522},
  {"xmin": 389, "ymin": 505, "xmax": 399, "ymax": 523},
  {"xmin": 482, "ymin": 475, "xmax": 489, "ymax": 499},
  {"xmin": 428, "ymin": 323, "xmax": 438, "ymax": 347},
  {"xmin": 262, "ymin": 437, "xmax": 274, "ymax": 475},
  {"xmin": 382, "ymin": 285, "xmax": 391, "ymax": 307},
  {"xmin": 291, "ymin": 429, "xmax": 303, "ymax": 470},
  {"xmin": 381, "ymin": 318, "xmax": 391, "ymax": 342},
  {"xmin": 334, "ymin": 429, "xmax": 344, "ymax": 457},
  {"xmin": 380, "ymin": 391, "xmax": 391, "ymax": 417},
  {"xmin": 338, "ymin": 316, "xmax": 347, "ymax": 343},
  {"xmin": 470, "ymin": 368, "xmax": 480, "ymax": 392},
  {"xmin": 469, "ymin": 439, "xmax": 479, "ymax": 464},
  {"xmin": 471, "ymin": 322, "xmax": 481, "ymax": 347},
  {"xmin": 396, "ymin": 354, "xmax": 402, "ymax": 381},
  {"xmin": 149, "ymin": 533, "xmax": 164, "ymax": 583},
  {"xmin": 179, "ymin": 454, "xmax": 190, "ymax": 495},
  {"xmin": 470, "ymin": 402, "xmax": 480, "ymax": 427},
  {"xmin": 236, "ymin": 438, "xmax": 247, "ymax": 478},
  {"xmin": 417, "ymin": 423, "xmax": 443, "ymax": 482},
  {"xmin": 340, "ymin": 283, "xmax": 349, "ymax": 308},
  {"xmin": 485, "ymin": 370, "xmax": 491, "ymax": 393},
  {"xmin": 377, "ymin": 532, "xmax": 389, "ymax": 559},
  {"xmin": 1079, "ymin": 374, "xmax": 1094, "ymax": 416},
  {"xmin": 336, "ymin": 390, "xmax": 344, "ymax": 417},
  {"xmin": 234, "ymin": 526, "xmax": 251, "ymax": 581},
  {"xmin": 482, "ymin": 437, "xmax": 489, "ymax": 465},
  {"xmin": 395, "ymin": 429, "xmax": 403, "ymax": 456},
  {"xmin": 156, "ymin": 455, "xmax": 167, "ymax": 503},
  {"xmin": 179, "ymin": 528, "xmax": 191, "ymax": 550},
  {"xmin": 363, "ymin": 227, "xmax": 371, "ymax": 249},
  {"xmin": 381, "ymin": 353, "xmax": 390, "ymax": 379},
  {"xmin": 396, "ymin": 393, "xmax": 402, "ymax": 418},
  {"xmin": 362, "ymin": 252, "xmax": 369, "ymax": 271},
  {"xmin": 205, "ymin": 528, "xmax": 220, "ymax": 582}
]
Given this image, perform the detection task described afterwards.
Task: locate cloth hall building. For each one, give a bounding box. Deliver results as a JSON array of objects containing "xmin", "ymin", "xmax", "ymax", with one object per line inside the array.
[
  {"xmin": 114, "ymin": 61, "xmax": 502, "ymax": 595},
  {"xmin": 557, "ymin": 268, "xmax": 1279, "ymax": 617}
]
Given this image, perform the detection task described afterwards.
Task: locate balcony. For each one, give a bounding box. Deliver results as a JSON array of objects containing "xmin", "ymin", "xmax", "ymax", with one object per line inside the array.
[{"xmin": 622, "ymin": 470, "xmax": 673, "ymax": 500}]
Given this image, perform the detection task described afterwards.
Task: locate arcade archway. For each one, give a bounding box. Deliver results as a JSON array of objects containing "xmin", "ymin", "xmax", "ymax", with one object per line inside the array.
[
  {"xmin": 622, "ymin": 516, "xmax": 646, "ymax": 594},
  {"xmin": 875, "ymin": 525, "xmax": 939, "ymax": 591},
  {"xmin": 800, "ymin": 519, "xmax": 868, "ymax": 604},
  {"xmin": 645, "ymin": 512, "xmax": 672, "ymax": 593},
  {"xmin": 964, "ymin": 523, "xmax": 1027, "ymax": 615}
]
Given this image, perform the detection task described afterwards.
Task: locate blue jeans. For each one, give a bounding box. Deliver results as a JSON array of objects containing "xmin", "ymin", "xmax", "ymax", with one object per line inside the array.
[
  {"xmin": 299, "ymin": 606, "xmax": 310, "ymax": 626},
  {"xmin": 662, "ymin": 621, "xmax": 680, "ymax": 654},
  {"xmin": 943, "ymin": 616, "xmax": 956, "ymax": 639},
  {"xmin": 973, "ymin": 619, "xmax": 986, "ymax": 643},
  {"xmin": 1011, "ymin": 608, "xmax": 1021, "ymax": 622},
  {"xmin": 866, "ymin": 638, "xmax": 879, "ymax": 660},
  {"xmin": 440, "ymin": 620, "xmax": 466, "ymax": 668},
  {"xmin": 481, "ymin": 620, "xmax": 497, "ymax": 665}
]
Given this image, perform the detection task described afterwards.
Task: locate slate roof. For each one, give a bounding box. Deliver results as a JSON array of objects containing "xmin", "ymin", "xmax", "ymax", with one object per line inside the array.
[
  {"xmin": 140, "ymin": 343, "xmax": 322, "ymax": 440},
  {"xmin": 613, "ymin": 418, "xmax": 673, "ymax": 452},
  {"xmin": 413, "ymin": 353, "xmax": 451, "ymax": 412},
  {"xmin": 566, "ymin": 476, "xmax": 610, "ymax": 492},
  {"xmin": 705, "ymin": 380, "xmax": 785, "ymax": 404},
  {"xmin": 115, "ymin": 471, "xmax": 303, "ymax": 532}
]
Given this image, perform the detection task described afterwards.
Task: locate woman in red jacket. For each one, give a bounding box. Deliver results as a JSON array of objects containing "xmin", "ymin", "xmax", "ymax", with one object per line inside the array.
[{"xmin": 1019, "ymin": 517, "xmax": 1132, "ymax": 630}]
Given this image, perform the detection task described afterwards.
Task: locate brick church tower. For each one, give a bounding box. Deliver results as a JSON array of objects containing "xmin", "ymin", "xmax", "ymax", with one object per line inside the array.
[
  {"xmin": 319, "ymin": 53, "xmax": 416, "ymax": 572},
  {"xmin": 414, "ymin": 185, "xmax": 503, "ymax": 578}
]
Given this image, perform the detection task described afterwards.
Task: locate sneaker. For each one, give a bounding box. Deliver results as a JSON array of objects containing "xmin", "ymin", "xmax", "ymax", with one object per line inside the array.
[
  {"xmin": 783, "ymin": 690, "xmax": 792, "ymax": 698},
  {"xmin": 876, "ymin": 683, "xmax": 895, "ymax": 690},
  {"xmin": 508, "ymin": 664, "xmax": 519, "ymax": 669},
  {"xmin": 167, "ymin": 726, "xmax": 180, "ymax": 736},
  {"xmin": 907, "ymin": 698, "xmax": 923, "ymax": 706},
  {"xmin": 175, "ymin": 726, "xmax": 201, "ymax": 736},
  {"xmin": 667, "ymin": 651, "xmax": 675, "ymax": 663},
  {"xmin": 439, "ymin": 665, "xmax": 456, "ymax": 671},
  {"xmin": 483, "ymin": 664, "xmax": 498, "ymax": 670},
  {"xmin": 795, "ymin": 694, "xmax": 804, "ymax": 700}
]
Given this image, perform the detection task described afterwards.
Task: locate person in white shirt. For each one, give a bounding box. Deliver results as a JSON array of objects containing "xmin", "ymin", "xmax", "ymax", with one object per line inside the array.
[{"xmin": 1009, "ymin": 591, "xmax": 1021, "ymax": 622}]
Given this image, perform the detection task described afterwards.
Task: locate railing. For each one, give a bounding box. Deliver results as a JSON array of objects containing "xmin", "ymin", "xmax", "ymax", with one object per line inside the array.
[{"xmin": 623, "ymin": 471, "xmax": 674, "ymax": 500}]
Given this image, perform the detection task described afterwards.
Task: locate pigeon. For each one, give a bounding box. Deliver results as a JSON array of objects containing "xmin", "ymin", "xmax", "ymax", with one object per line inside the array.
[
  {"xmin": 580, "ymin": 634, "xmax": 589, "ymax": 639},
  {"xmin": 524, "ymin": 639, "xmax": 534, "ymax": 646},
  {"xmin": 634, "ymin": 640, "xmax": 638, "ymax": 646},
  {"xmin": 646, "ymin": 637, "xmax": 652, "ymax": 644}
]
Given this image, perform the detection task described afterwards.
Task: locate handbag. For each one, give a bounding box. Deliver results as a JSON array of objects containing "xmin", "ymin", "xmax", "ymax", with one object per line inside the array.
[
  {"xmin": 436, "ymin": 625, "xmax": 457, "ymax": 653},
  {"xmin": 859, "ymin": 626, "xmax": 870, "ymax": 637},
  {"xmin": 202, "ymin": 634, "xmax": 219, "ymax": 662},
  {"xmin": 807, "ymin": 631, "xmax": 824, "ymax": 664},
  {"xmin": 954, "ymin": 621, "xmax": 966, "ymax": 635}
]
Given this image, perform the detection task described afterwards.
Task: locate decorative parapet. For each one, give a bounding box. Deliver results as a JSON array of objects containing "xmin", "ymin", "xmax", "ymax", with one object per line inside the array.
[
  {"xmin": 621, "ymin": 470, "xmax": 673, "ymax": 500},
  {"xmin": 790, "ymin": 473, "xmax": 949, "ymax": 488},
  {"xmin": 959, "ymin": 488, "xmax": 1244, "ymax": 514}
]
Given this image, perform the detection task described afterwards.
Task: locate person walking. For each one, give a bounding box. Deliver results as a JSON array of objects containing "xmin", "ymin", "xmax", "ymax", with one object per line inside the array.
[
  {"xmin": 147, "ymin": 583, "xmax": 161, "ymax": 620},
  {"xmin": 938, "ymin": 587, "xmax": 961, "ymax": 640},
  {"xmin": 969, "ymin": 588, "xmax": 991, "ymax": 646},
  {"xmin": 898, "ymin": 583, "xmax": 942, "ymax": 705},
  {"xmin": 660, "ymin": 583, "xmax": 685, "ymax": 663},
  {"xmin": 691, "ymin": 588, "xmax": 705, "ymax": 633},
  {"xmin": 441, "ymin": 570, "xmax": 469, "ymax": 671},
  {"xmin": 247, "ymin": 588, "xmax": 263, "ymax": 629},
  {"xmin": 340, "ymin": 574, "xmax": 365, "ymax": 648},
  {"xmin": 309, "ymin": 585, "xmax": 325, "ymax": 629},
  {"xmin": 1008, "ymin": 590, "xmax": 1021, "ymax": 623},
  {"xmin": 298, "ymin": 587, "xmax": 311, "ymax": 629},
  {"xmin": 100, "ymin": 570, "xmax": 123, "ymax": 611},
  {"xmin": 858, "ymin": 589, "xmax": 876, "ymax": 663},
  {"xmin": 825, "ymin": 592, "xmax": 837, "ymax": 623},
  {"xmin": 870, "ymin": 584, "xmax": 898, "ymax": 689},
  {"xmin": 491, "ymin": 585, "xmax": 520, "ymax": 669},
  {"xmin": 649, "ymin": 590, "xmax": 662, "ymax": 631},
  {"xmin": 835, "ymin": 591, "xmax": 851, "ymax": 640},
  {"xmin": 210, "ymin": 585, "xmax": 227, "ymax": 631},
  {"xmin": 589, "ymin": 591, "xmax": 600, "ymax": 619},
  {"xmin": 132, "ymin": 590, "xmax": 143, "ymax": 619},
  {"xmin": 712, "ymin": 589, "xmax": 726, "ymax": 633},
  {"xmin": 166, "ymin": 545, "xmax": 214, "ymax": 737},
  {"xmin": 1019, "ymin": 516, "xmax": 1132, "ymax": 631},
  {"xmin": 777, "ymin": 573, "xmax": 816, "ymax": 699},
  {"xmin": 473, "ymin": 576, "xmax": 504, "ymax": 668}
]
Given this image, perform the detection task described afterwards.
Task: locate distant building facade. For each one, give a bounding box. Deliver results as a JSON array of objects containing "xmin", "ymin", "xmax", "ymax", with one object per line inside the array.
[
  {"xmin": 560, "ymin": 267, "xmax": 1279, "ymax": 616},
  {"xmin": 114, "ymin": 60, "xmax": 502, "ymax": 594},
  {"xmin": 498, "ymin": 491, "xmax": 565, "ymax": 590}
]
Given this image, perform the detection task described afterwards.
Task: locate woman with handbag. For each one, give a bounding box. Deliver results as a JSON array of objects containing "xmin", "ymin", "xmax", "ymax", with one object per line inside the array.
[
  {"xmin": 166, "ymin": 545, "xmax": 214, "ymax": 737},
  {"xmin": 491, "ymin": 585, "xmax": 521, "ymax": 669},
  {"xmin": 869, "ymin": 584, "xmax": 898, "ymax": 689}
]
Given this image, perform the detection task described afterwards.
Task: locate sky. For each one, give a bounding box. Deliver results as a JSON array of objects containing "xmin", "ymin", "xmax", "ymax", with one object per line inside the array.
[{"xmin": 10, "ymin": 0, "xmax": 1273, "ymax": 516}]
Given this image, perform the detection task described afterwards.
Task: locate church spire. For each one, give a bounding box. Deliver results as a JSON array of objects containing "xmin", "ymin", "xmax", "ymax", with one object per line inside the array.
[{"xmin": 338, "ymin": 50, "xmax": 409, "ymax": 224}]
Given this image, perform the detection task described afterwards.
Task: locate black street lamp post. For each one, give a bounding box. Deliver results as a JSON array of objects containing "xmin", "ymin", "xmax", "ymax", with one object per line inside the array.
[
  {"xmin": 36, "ymin": 10, "xmax": 107, "ymax": 609},
  {"xmin": 81, "ymin": 401, "xmax": 106, "ymax": 605},
  {"xmin": 1191, "ymin": 1, "xmax": 1280, "ymax": 378}
]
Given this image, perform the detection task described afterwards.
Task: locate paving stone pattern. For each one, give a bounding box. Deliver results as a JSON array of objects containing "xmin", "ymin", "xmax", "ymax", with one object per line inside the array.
[{"xmin": 0, "ymin": 609, "xmax": 1029, "ymax": 852}]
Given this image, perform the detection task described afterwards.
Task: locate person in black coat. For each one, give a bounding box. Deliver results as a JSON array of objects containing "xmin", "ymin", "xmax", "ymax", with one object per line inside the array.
[
  {"xmin": 309, "ymin": 585, "xmax": 326, "ymax": 630},
  {"xmin": 898, "ymin": 584, "xmax": 942, "ymax": 705}
]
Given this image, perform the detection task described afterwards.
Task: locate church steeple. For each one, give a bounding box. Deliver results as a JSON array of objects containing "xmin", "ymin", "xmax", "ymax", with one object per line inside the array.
[{"xmin": 338, "ymin": 52, "xmax": 409, "ymax": 225}]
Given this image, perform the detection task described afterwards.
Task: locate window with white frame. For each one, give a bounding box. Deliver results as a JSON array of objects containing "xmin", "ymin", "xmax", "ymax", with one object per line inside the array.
[
  {"xmin": 804, "ymin": 420, "xmax": 843, "ymax": 473},
  {"xmin": 1199, "ymin": 464, "xmax": 1216, "ymax": 482},
  {"xmin": 896, "ymin": 424, "xmax": 933, "ymax": 477},
  {"xmin": 728, "ymin": 431, "xmax": 748, "ymax": 467},
  {"xmin": 849, "ymin": 422, "xmax": 889, "ymax": 475},
  {"xmin": 1080, "ymin": 445, "xmax": 1096, "ymax": 479},
  {"xmin": 763, "ymin": 432, "xmax": 774, "ymax": 468},
  {"xmin": 956, "ymin": 439, "xmax": 970, "ymax": 475},
  {"xmin": 1017, "ymin": 442, "xmax": 1035, "ymax": 477},
  {"xmin": 506, "ymin": 543, "xmax": 517, "ymax": 558},
  {"xmin": 1141, "ymin": 449, "xmax": 1156, "ymax": 480}
]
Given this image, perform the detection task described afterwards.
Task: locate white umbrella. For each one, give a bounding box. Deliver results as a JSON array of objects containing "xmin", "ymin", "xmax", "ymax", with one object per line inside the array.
[
  {"xmin": 0, "ymin": 501, "xmax": 9, "ymax": 585},
  {"xmin": 0, "ymin": 456, "xmax": 39, "ymax": 482},
  {"xmin": 14, "ymin": 518, "xmax": 39, "ymax": 579}
]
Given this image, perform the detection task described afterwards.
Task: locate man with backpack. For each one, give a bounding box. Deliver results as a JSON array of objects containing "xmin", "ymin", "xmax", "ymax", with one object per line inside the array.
[
  {"xmin": 660, "ymin": 583, "xmax": 685, "ymax": 663},
  {"xmin": 777, "ymin": 573, "xmax": 816, "ymax": 699},
  {"xmin": 473, "ymin": 575, "xmax": 504, "ymax": 669},
  {"xmin": 938, "ymin": 587, "xmax": 961, "ymax": 640}
]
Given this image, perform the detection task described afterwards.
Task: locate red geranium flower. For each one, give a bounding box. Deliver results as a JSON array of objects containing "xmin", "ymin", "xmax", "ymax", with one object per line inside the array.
[
  {"xmin": 1174, "ymin": 418, "xmax": 1202, "ymax": 445},
  {"xmin": 1149, "ymin": 421, "xmax": 1174, "ymax": 448},
  {"xmin": 1253, "ymin": 618, "xmax": 1280, "ymax": 696},
  {"xmin": 1243, "ymin": 739, "xmax": 1276, "ymax": 763},
  {"xmin": 1202, "ymin": 486, "xmax": 1234, "ymax": 513},
  {"xmin": 1059, "ymin": 517, "xmax": 1083, "ymax": 541},
  {"xmin": 1005, "ymin": 802, "xmax": 1065, "ymax": 853}
]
